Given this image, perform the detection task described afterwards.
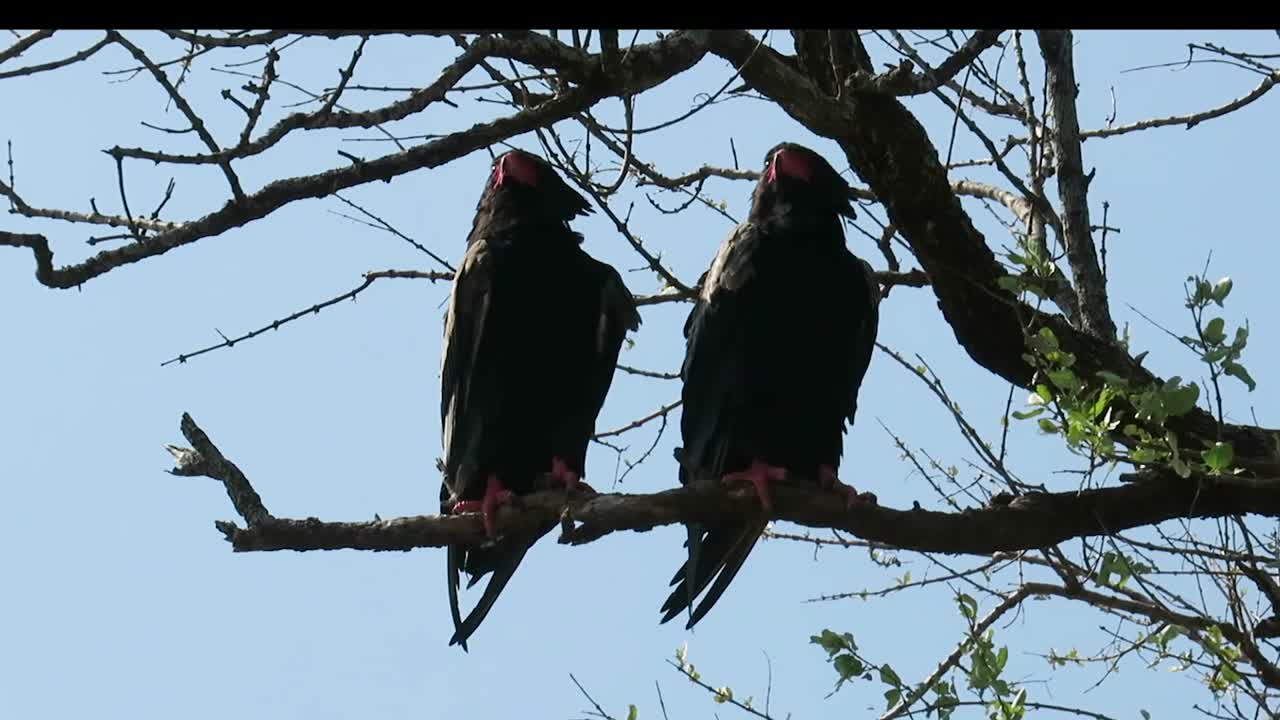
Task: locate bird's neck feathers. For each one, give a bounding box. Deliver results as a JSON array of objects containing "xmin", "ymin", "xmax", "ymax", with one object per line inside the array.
[
  {"xmin": 750, "ymin": 192, "xmax": 848, "ymax": 246},
  {"xmin": 468, "ymin": 191, "xmax": 586, "ymax": 249}
]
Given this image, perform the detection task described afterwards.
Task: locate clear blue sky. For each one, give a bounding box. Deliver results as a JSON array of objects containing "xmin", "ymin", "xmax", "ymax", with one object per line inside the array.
[{"xmin": 3, "ymin": 30, "xmax": 1277, "ymax": 719}]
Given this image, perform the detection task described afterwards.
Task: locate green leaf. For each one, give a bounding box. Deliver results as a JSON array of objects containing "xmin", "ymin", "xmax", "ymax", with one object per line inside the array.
[
  {"xmin": 1163, "ymin": 382, "xmax": 1201, "ymax": 417},
  {"xmin": 1096, "ymin": 370, "xmax": 1129, "ymax": 387},
  {"xmin": 1212, "ymin": 276, "xmax": 1233, "ymax": 305},
  {"xmin": 1233, "ymin": 325, "xmax": 1249, "ymax": 350},
  {"xmin": 1193, "ymin": 279, "xmax": 1213, "ymax": 305},
  {"xmin": 1224, "ymin": 362, "xmax": 1257, "ymax": 392},
  {"xmin": 1204, "ymin": 317, "xmax": 1227, "ymax": 345},
  {"xmin": 1035, "ymin": 384, "xmax": 1054, "ymax": 404},
  {"xmin": 1141, "ymin": 710, "xmax": 1152, "ymax": 720},
  {"xmin": 1036, "ymin": 327, "xmax": 1059, "ymax": 352},
  {"xmin": 1011, "ymin": 408, "xmax": 1045, "ymax": 420},
  {"xmin": 1048, "ymin": 368, "xmax": 1080, "ymax": 392},
  {"xmin": 879, "ymin": 664, "xmax": 902, "ymax": 687},
  {"xmin": 883, "ymin": 688, "xmax": 902, "ymax": 711},
  {"xmin": 627, "ymin": 705, "xmax": 638, "ymax": 720},
  {"xmin": 997, "ymin": 276, "xmax": 1023, "ymax": 293},
  {"xmin": 810, "ymin": 629, "xmax": 855, "ymax": 656},
  {"xmin": 1037, "ymin": 419, "xmax": 1059, "ymax": 434},
  {"xmin": 1203, "ymin": 346, "xmax": 1230, "ymax": 364},
  {"xmin": 834, "ymin": 653, "xmax": 864, "ymax": 680},
  {"xmin": 957, "ymin": 593, "xmax": 978, "ymax": 622},
  {"xmin": 1202, "ymin": 442, "xmax": 1234, "ymax": 473},
  {"xmin": 1091, "ymin": 387, "xmax": 1116, "ymax": 419}
]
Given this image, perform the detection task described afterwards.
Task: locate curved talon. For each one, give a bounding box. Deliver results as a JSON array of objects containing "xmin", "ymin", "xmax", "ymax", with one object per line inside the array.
[
  {"xmin": 722, "ymin": 459, "xmax": 788, "ymax": 512},
  {"xmin": 450, "ymin": 475, "xmax": 513, "ymax": 537},
  {"xmin": 819, "ymin": 464, "xmax": 877, "ymax": 509},
  {"xmin": 550, "ymin": 456, "xmax": 580, "ymax": 492}
]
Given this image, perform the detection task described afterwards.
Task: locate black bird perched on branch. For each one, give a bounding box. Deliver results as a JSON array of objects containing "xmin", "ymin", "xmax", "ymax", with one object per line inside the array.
[
  {"xmin": 660, "ymin": 142, "xmax": 881, "ymax": 629},
  {"xmin": 440, "ymin": 149, "xmax": 640, "ymax": 649}
]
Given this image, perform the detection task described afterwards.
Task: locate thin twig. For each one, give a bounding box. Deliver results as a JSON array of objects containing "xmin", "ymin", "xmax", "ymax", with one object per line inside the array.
[
  {"xmin": 108, "ymin": 31, "xmax": 246, "ymax": 203},
  {"xmin": 331, "ymin": 192, "xmax": 455, "ymax": 271},
  {"xmin": 161, "ymin": 270, "xmax": 453, "ymax": 367},
  {"xmin": 0, "ymin": 32, "xmax": 111, "ymax": 80},
  {"xmin": 594, "ymin": 401, "xmax": 682, "ymax": 440}
]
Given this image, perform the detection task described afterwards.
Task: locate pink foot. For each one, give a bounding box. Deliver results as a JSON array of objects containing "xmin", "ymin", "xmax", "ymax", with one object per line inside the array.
[
  {"xmin": 550, "ymin": 457, "xmax": 580, "ymax": 492},
  {"xmin": 819, "ymin": 464, "xmax": 877, "ymax": 509},
  {"xmin": 723, "ymin": 459, "xmax": 788, "ymax": 512},
  {"xmin": 450, "ymin": 475, "xmax": 513, "ymax": 537}
]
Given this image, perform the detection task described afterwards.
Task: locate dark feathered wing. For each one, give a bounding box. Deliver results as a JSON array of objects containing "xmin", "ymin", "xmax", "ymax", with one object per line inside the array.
[
  {"xmin": 440, "ymin": 242, "xmax": 493, "ymax": 507},
  {"xmin": 841, "ymin": 256, "xmax": 880, "ymax": 425},
  {"xmin": 660, "ymin": 223, "xmax": 767, "ymax": 628},
  {"xmin": 659, "ymin": 224, "xmax": 881, "ymax": 629},
  {"xmin": 587, "ymin": 261, "xmax": 642, "ymax": 420},
  {"xmin": 438, "ymin": 241, "xmax": 505, "ymax": 651},
  {"xmin": 439, "ymin": 240, "xmax": 639, "ymax": 649}
]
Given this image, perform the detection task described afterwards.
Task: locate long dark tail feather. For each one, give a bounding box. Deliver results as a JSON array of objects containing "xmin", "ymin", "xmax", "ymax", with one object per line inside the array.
[
  {"xmin": 683, "ymin": 520, "xmax": 765, "ymax": 629},
  {"xmin": 659, "ymin": 519, "xmax": 765, "ymax": 627},
  {"xmin": 684, "ymin": 523, "xmax": 702, "ymax": 623},
  {"xmin": 659, "ymin": 523, "xmax": 704, "ymax": 624},
  {"xmin": 448, "ymin": 540, "xmax": 533, "ymax": 648},
  {"xmin": 446, "ymin": 544, "xmax": 469, "ymax": 653}
]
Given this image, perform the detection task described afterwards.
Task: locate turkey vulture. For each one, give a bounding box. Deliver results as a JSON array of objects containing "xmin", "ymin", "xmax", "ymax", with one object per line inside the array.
[
  {"xmin": 659, "ymin": 142, "xmax": 880, "ymax": 629},
  {"xmin": 440, "ymin": 149, "xmax": 640, "ymax": 649}
]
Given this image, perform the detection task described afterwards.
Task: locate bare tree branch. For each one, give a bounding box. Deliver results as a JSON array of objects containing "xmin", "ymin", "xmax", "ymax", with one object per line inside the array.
[
  {"xmin": 846, "ymin": 29, "xmax": 1006, "ymax": 96},
  {"xmin": 1, "ymin": 177, "xmax": 182, "ymax": 233},
  {"xmin": 170, "ymin": 413, "xmax": 1280, "ymax": 557},
  {"xmin": 108, "ymin": 31, "xmax": 246, "ymax": 203},
  {"xmin": 882, "ymin": 586, "xmax": 1032, "ymax": 720},
  {"xmin": 615, "ymin": 364, "xmax": 680, "ymax": 380},
  {"xmin": 2, "ymin": 31, "xmax": 709, "ymax": 290},
  {"xmin": 593, "ymin": 400, "xmax": 681, "ymax": 440},
  {"xmin": 160, "ymin": 270, "xmax": 453, "ymax": 367},
  {"xmin": 0, "ymin": 29, "xmax": 56, "ymax": 65},
  {"xmin": 0, "ymin": 32, "xmax": 111, "ymax": 80},
  {"xmin": 169, "ymin": 413, "xmax": 272, "ymax": 527},
  {"xmin": 999, "ymin": 68, "xmax": 1280, "ymax": 147},
  {"xmin": 1023, "ymin": 581, "xmax": 1280, "ymax": 689},
  {"xmin": 1038, "ymin": 30, "xmax": 1117, "ymax": 340}
]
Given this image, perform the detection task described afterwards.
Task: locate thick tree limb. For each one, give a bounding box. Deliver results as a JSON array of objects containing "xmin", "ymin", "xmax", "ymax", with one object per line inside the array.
[
  {"xmin": 172, "ymin": 414, "xmax": 1280, "ymax": 557},
  {"xmin": 843, "ymin": 29, "xmax": 1006, "ymax": 96},
  {"xmin": 1038, "ymin": 30, "xmax": 1116, "ymax": 340},
  {"xmin": 169, "ymin": 413, "xmax": 272, "ymax": 527}
]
